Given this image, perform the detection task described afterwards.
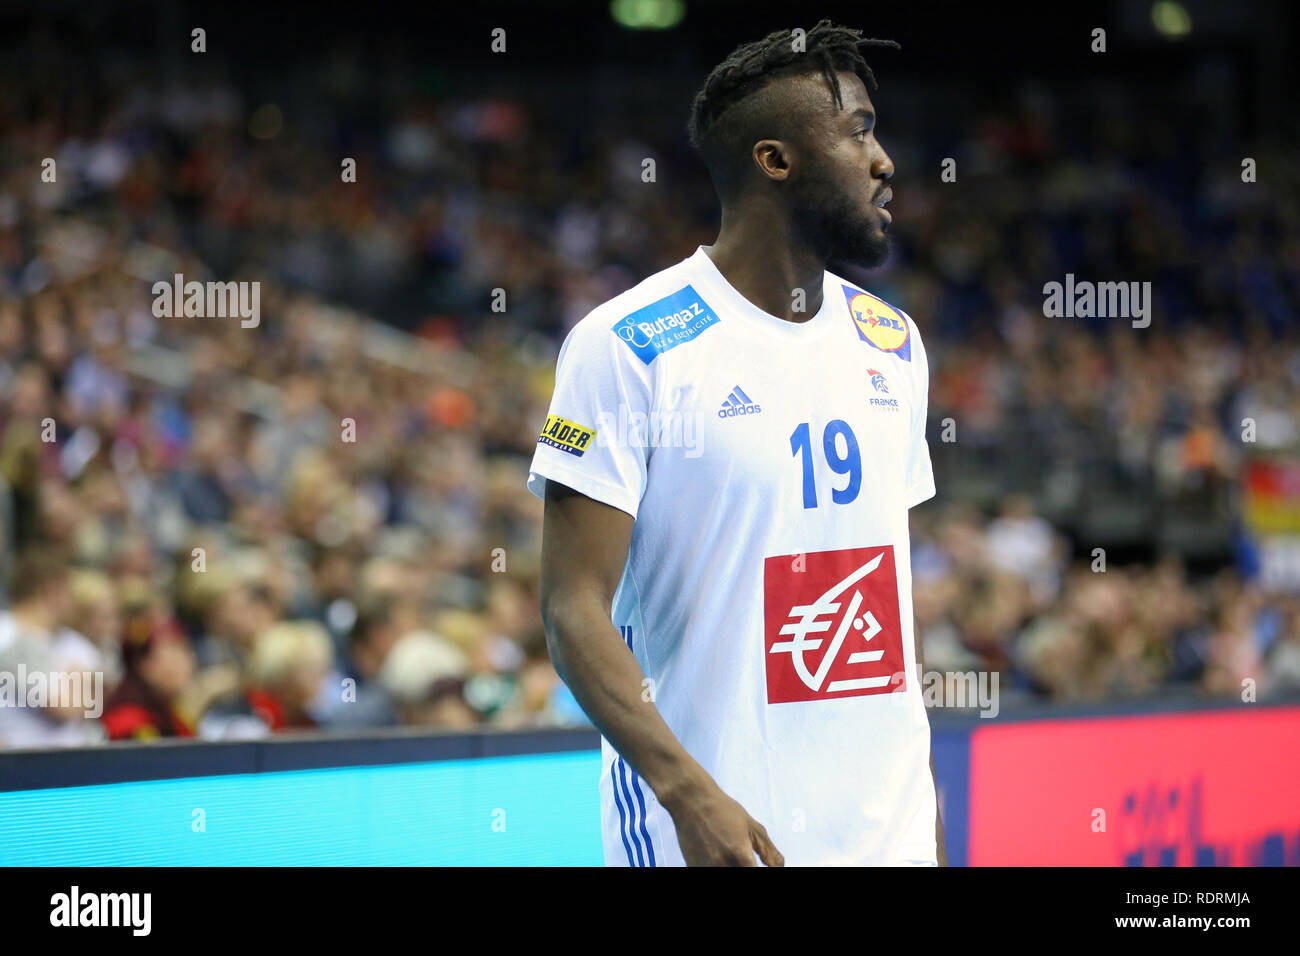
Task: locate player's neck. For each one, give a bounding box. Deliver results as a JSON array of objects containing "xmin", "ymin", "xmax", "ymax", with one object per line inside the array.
[{"xmin": 706, "ymin": 212, "xmax": 826, "ymax": 323}]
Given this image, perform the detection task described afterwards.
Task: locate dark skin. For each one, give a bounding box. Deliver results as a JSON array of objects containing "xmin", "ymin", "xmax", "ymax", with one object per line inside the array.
[
  {"xmin": 541, "ymin": 482, "xmax": 782, "ymax": 867},
  {"xmin": 707, "ymin": 71, "xmax": 895, "ymax": 319},
  {"xmin": 540, "ymin": 68, "xmax": 944, "ymax": 866}
]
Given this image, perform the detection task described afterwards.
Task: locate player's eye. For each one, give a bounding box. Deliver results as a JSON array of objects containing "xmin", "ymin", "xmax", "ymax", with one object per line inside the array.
[{"xmin": 854, "ymin": 129, "xmax": 871, "ymax": 142}]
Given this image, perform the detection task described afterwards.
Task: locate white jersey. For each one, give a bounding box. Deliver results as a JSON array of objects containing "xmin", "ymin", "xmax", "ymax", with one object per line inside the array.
[{"xmin": 527, "ymin": 246, "xmax": 938, "ymax": 866}]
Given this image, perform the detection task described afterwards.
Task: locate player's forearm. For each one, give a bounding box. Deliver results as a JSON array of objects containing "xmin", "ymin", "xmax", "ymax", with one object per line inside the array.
[{"xmin": 542, "ymin": 590, "xmax": 710, "ymax": 809}]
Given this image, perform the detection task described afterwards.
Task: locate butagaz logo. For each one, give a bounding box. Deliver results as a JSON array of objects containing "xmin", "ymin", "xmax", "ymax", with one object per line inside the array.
[
  {"xmin": 867, "ymin": 368, "xmax": 900, "ymax": 410},
  {"xmin": 718, "ymin": 385, "xmax": 761, "ymax": 418},
  {"xmin": 151, "ymin": 273, "xmax": 260, "ymax": 328},
  {"xmin": 764, "ymin": 546, "xmax": 907, "ymax": 704},
  {"xmin": 611, "ymin": 284, "xmax": 720, "ymax": 365},
  {"xmin": 538, "ymin": 414, "xmax": 597, "ymax": 457},
  {"xmin": 842, "ymin": 285, "xmax": 912, "ymax": 361},
  {"xmin": 50, "ymin": 886, "xmax": 151, "ymax": 936}
]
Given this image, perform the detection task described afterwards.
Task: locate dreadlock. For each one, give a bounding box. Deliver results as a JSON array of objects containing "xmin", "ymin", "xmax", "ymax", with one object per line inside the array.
[{"xmin": 688, "ymin": 20, "xmax": 898, "ymax": 198}]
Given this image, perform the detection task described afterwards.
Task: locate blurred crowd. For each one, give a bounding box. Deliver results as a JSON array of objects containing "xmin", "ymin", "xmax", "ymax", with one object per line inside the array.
[
  {"xmin": 2, "ymin": 34, "xmax": 1300, "ymax": 748},
  {"xmin": 912, "ymin": 497, "xmax": 1300, "ymax": 705}
]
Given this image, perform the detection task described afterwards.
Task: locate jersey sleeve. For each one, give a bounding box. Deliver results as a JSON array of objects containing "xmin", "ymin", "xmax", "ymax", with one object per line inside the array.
[
  {"xmin": 527, "ymin": 314, "xmax": 654, "ymax": 519},
  {"xmin": 904, "ymin": 315, "xmax": 937, "ymax": 509}
]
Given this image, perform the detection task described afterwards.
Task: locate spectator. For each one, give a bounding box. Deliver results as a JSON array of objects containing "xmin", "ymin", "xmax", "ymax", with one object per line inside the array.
[
  {"xmin": 101, "ymin": 610, "xmax": 195, "ymax": 741},
  {"xmin": 0, "ymin": 551, "xmax": 102, "ymax": 747},
  {"xmin": 245, "ymin": 621, "xmax": 334, "ymax": 732},
  {"xmin": 316, "ymin": 603, "xmax": 400, "ymax": 729},
  {"xmin": 378, "ymin": 630, "xmax": 476, "ymax": 730}
]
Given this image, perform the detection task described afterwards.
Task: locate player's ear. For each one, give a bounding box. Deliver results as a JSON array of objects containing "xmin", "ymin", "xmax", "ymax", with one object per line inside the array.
[{"xmin": 752, "ymin": 139, "xmax": 793, "ymax": 183}]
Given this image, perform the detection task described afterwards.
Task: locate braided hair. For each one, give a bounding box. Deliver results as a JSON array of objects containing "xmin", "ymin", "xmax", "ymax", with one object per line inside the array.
[{"xmin": 687, "ymin": 20, "xmax": 898, "ymax": 199}]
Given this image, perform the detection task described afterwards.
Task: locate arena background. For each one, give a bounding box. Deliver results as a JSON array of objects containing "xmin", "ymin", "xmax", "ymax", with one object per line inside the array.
[{"xmin": 0, "ymin": 0, "xmax": 1298, "ymax": 866}]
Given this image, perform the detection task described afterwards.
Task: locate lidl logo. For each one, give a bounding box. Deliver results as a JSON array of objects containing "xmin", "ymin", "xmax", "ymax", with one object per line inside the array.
[
  {"xmin": 612, "ymin": 285, "xmax": 720, "ymax": 365},
  {"xmin": 538, "ymin": 414, "xmax": 597, "ymax": 457},
  {"xmin": 842, "ymin": 285, "xmax": 911, "ymax": 361}
]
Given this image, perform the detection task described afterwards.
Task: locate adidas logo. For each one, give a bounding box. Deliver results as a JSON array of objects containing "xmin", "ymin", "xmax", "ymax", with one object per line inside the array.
[{"xmin": 718, "ymin": 385, "xmax": 761, "ymax": 418}]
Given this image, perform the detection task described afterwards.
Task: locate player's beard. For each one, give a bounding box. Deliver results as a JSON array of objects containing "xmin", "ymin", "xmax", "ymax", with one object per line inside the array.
[
  {"xmin": 792, "ymin": 175, "xmax": 891, "ymax": 270},
  {"xmin": 826, "ymin": 195, "xmax": 890, "ymax": 269}
]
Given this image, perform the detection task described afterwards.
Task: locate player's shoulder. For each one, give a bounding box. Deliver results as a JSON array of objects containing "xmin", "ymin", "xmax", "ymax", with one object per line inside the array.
[
  {"xmin": 563, "ymin": 254, "xmax": 722, "ymax": 368},
  {"xmin": 826, "ymin": 268, "xmax": 928, "ymax": 365}
]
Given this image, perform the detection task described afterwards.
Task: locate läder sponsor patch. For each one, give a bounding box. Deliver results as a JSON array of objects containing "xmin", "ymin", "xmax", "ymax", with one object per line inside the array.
[{"xmin": 538, "ymin": 414, "xmax": 597, "ymax": 457}]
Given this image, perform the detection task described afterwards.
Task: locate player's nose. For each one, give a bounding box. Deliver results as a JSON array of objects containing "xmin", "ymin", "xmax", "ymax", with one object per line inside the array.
[
  {"xmin": 873, "ymin": 141, "xmax": 894, "ymax": 182},
  {"xmin": 871, "ymin": 147, "xmax": 895, "ymax": 182}
]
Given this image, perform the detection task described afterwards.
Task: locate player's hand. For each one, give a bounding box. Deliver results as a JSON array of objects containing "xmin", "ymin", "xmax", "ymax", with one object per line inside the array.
[{"xmin": 664, "ymin": 781, "xmax": 785, "ymax": 867}]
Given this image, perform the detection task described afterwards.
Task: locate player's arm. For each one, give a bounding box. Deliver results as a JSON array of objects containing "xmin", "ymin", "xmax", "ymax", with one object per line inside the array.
[
  {"xmin": 540, "ymin": 479, "xmax": 784, "ymax": 867},
  {"xmin": 913, "ymin": 613, "xmax": 948, "ymax": 866}
]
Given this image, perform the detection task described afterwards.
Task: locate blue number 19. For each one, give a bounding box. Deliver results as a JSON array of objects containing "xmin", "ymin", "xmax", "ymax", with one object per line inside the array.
[{"xmin": 790, "ymin": 419, "xmax": 862, "ymax": 509}]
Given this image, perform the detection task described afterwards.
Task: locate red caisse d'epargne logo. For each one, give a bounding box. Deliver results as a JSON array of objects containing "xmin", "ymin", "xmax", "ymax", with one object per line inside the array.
[{"xmin": 764, "ymin": 546, "xmax": 907, "ymax": 704}]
